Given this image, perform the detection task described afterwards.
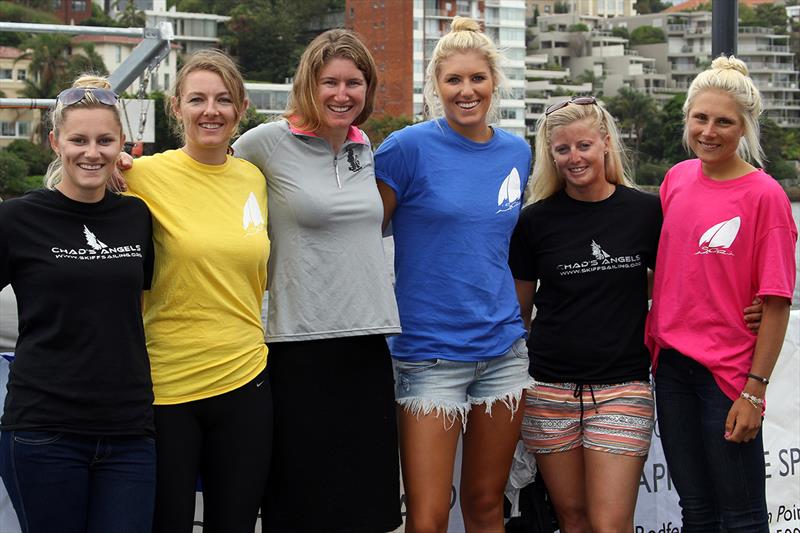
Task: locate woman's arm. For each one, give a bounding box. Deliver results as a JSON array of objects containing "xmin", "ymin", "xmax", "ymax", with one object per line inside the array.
[
  {"xmin": 724, "ymin": 294, "xmax": 791, "ymax": 443},
  {"xmin": 514, "ymin": 279, "xmax": 536, "ymax": 333},
  {"xmin": 377, "ymin": 181, "xmax": 397, "ymax": 232}
]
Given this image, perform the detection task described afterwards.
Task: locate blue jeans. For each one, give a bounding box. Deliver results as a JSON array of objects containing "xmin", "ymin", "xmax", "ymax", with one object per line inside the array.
[
  {"xmin": 655, "ymin": 349, "xmax": 768, "ymax": 533},
  {"xmin": 0, "ymin": 430, "xmax": 156, "ymax": 533}
]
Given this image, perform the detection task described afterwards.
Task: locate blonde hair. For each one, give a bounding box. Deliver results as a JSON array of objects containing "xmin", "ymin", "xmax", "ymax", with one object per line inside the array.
[
  {"xmin": 284, "ymin": 29, "xmax": 377, "ymax": 132},
  {"xmin": 530, "ymin": 100, "xmax": 632, "ymax": 202},
  {"xmin": 423, "ymin": 16, "xmax": 508, "ymax": 123},
  {"xmin": 683, "ymin": 55, "xmax": 764, "ymax": 167},
  {"xmin": 44, "ymin": 74, "xmax": 123, "ymax": 190},
  {"xmin": 169, "ymin": 49, "xmax": 248, "ymax": 142}
]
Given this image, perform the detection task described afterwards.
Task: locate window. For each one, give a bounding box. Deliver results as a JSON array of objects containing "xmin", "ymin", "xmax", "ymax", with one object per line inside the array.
[
  {"xmin": 72, "ymin": 0, "xmax": 86, "ymax": 11},
  {"xmin": 0, "ymin": 122, "xmax": 15, "ymax": 136},
  {"xmin": 0, "ymin": 69, "xmax": 12, "ymax": 80},
  {"xmin": 16, "ymin": 69, "xmax": 26, "ymax": 81},
  {"xmin": 17, "ymin": 121, "xmax": 31, "ymax": 137}
]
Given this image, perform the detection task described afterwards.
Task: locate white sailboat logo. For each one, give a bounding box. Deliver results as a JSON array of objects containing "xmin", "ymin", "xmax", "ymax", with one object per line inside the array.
[
  {"xmin": 242, "ymin": 192, "xmax": 265, "ymax": 233},
  {"xmin": 496, "ymin": 167, "xmax": 522, "ymax": 213},
  {"xmin": 696, "ymin": 216, "xmax": 740, "ymax": 255}
]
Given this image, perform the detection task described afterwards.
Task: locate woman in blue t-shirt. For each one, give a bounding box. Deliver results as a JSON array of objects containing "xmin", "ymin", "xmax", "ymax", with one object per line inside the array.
[{"xmin": 375, "ymin": 16, "xmax": 532, "ymax": 532}]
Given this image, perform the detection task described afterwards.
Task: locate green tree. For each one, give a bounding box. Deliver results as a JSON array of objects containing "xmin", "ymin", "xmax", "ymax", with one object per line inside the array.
[
  {"xmin": 0, "ymin": 150, "xmax": 38, "ymax": 197},
  {"xmin": 761, "ymin": 118, "xmax": 798, "ymax": 181},
  {"xmin": 554, "ymin": 1, "xmax": 569, "ymax": 14},
  {"xmin": 5, "ymin": 139, "xmax": 51, "ymax": 175},
  {"xmin": 239, "ymin": 106, "xmax": 267, "ymax": 136},
  {"xmin": 83, "ymin": 3, "xmax": 120, "ymax": 27},
  {"xmin": 740, "ymin": 3, "xmax": 788, "ymax": 34},
  {"xmin": 66, "ymin": 43, "xmax": 109, "ymax": 82},
  {"xmin": 639, "ymin": 93, "xmax": 687, "ymax": 165},
  {"xmin": 149, "ymin": 91, "xmax": 182, "ymax": 151},
  {"xmin": 115, "ymin": 0, "xmax": 146, "ymax": 27},
  {"xmin": 362, "ymin": 115, "xmax": 415, "ymax": 147},
  {"xmin": 611, "ymin": 27, "xmax": 629, "ymax": 40},
  {"xmin": 0, "ymin": 1, "xmax": 60, "ymax": 47},
  {"xmin": 629, "ymin": 26, "xmax": 666, "ymax": 45},
  {"xmin": 605, "ymin": 87, "xmax": 657, "ymax": 170},
  {"xmin": 634, "ymin": 0, "xmax": 670, "ymax": 14},
  {"xmin": 568, "ymin": 23, "xmax": 589, "ymax": 32}
]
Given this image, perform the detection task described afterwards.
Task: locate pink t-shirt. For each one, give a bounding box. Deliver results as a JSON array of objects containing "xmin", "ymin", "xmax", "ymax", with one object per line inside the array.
[{"xmin": 648, "ymin": 159, "xmax": 797, "ymax": 401}]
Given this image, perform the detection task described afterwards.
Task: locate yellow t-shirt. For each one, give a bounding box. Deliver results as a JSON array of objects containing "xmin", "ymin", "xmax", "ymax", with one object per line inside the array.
[{"xmin": 125, "ymin": 149, "xmax": 269, "ymax": 404}]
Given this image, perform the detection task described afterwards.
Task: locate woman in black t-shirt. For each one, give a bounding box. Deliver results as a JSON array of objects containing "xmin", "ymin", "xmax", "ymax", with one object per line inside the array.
[
  {"xmin": 509, "ymin": 96, "xmax": 657, "ymax": 533},
  {"xmin": 0, "ymin": 75, "xmax": 155, "ymax": 533}
]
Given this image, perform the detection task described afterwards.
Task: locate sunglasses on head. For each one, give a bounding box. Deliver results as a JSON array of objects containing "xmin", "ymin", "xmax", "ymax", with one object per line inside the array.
[
  {"xmin": 56, "ymin": 87, "xmax": 119, "ymax": 107},
  {"xmin": 545, "ymin": 96, "xmax": 597, "ymax": 116}
]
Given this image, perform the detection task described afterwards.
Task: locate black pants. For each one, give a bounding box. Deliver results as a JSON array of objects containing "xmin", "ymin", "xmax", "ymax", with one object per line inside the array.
[
  {"xmin": 152, "ymin": 368, "xmax": 272, "ymax": 533},
  {"xmin": 262, "ymin": 335, "xmax": 401, "ymax": 533}
]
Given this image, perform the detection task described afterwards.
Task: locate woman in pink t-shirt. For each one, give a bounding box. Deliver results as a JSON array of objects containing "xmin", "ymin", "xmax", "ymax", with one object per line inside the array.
[{"xmin": 648, "ymin": 56, "xmax": 797, "ymax": 533}]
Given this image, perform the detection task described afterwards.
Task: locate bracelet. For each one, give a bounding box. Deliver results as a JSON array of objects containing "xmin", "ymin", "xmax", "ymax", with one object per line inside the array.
[
  {"xmin": 740, "ymin": 391, "xmax": 764, "ymax": 410},
  {"xmin": 747, "ymin": 372, "xmax": 770, "ymax": 385}
]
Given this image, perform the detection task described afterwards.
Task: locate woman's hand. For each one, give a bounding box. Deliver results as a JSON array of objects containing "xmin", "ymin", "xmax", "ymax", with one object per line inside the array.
[
  {"xmin": 109, "ymin": 152, "xmax": 135, "ymax": 192},
  {"xmin": 743, "ymin": 297, "xmax": 763, "ymax": 332},
  {"xmin": 724, "ymin": 397, "xmax": 762, "ymax": 443}
]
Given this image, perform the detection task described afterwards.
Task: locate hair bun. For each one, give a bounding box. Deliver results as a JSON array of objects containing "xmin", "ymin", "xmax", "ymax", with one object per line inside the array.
[
  {"xmin": 451, "ymin": 16, "xmax": 481, "ymax": 33},
  {"xmin": 72, "ymin": 74, "xmax": 112, "ymax": 90},
  {"xmin": 710, "ymin": 55, "xmax": 749, "ymax": 77}
]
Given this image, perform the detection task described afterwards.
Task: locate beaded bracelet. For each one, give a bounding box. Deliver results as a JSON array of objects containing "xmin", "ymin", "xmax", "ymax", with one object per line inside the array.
[
  {"xmin": 740, "ymin": 391, "xmax": 764, "ymax": 411},
  {"xmin": 747, "ymin": 372, "xmax": 770, "ymax": 385}
]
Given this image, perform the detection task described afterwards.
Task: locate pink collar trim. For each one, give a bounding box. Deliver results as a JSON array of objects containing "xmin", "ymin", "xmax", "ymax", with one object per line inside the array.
[{"xmin": 287, "ymin": 117, "xmax": 366, "ymax": 144}]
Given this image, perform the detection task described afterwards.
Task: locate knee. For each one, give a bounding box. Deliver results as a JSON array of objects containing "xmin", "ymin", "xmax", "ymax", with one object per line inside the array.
[
  {"xmin": 459, "ymin": 489, "xmax": 503, "ymax": 526},
  {"xmin": 554, "ymin": 503, "xmax": 591, "ymax": 533},
  {"xmin": 404, "ymin": 514, "xmax": 450, "ymax": 533}
]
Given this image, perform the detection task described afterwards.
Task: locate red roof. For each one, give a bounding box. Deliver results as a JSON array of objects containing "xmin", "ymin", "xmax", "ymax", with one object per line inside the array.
[
  {"xmin": 665, "ymin": 0, "xmax": 776, "ymax": 13},
  {"xmin": 0, "ymin": 46, "xmax": 24, "ymax": 60}
]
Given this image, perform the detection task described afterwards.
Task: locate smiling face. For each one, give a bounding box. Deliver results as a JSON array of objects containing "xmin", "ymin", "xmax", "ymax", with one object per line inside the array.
[
  {"xmin": 436, "ymin": 50, "xmax": 494, "ymax": 142},
  {"xmin": 315, "ymin": 57, "xmax": 367, "ymax": 141},
  {"xmin": 50, "ymin": 106, "xmax": 123, "ymax": 203},
  {"xmin": 549, "ymin": 118, "xmax": 611, "ymax": 201},
  {"xmin": 173, "ymin": 69, "xmax": 244, "ymax": 164},
  {"xmin": 686, "ymin": 89, "xmax": 746, "ymax": 170}
]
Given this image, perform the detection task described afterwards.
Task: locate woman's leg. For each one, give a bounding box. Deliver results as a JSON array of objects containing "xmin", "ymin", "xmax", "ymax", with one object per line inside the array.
[
  {"xmin": 87, "ymin": 436, "xmax": 156, "ymax": 533},
  {"xmin": 398, "ymin": 407, "xmax": 462, "ymax": 533},
  {"xmin": 263, "ymin": 337, "xmax": 400, "ymax": 533},
  {"xmin": 152, "ymin": 403, "xmax": 203, "ymax": 533},
  {"xmin": 656, "ymin": 349, "xmax": 719, "ymax": 532},
  {"xmin": 584, "ymin": 450, "xmax": 645, "ymax": 533},
  {"xmin": 200, "ymin": 368, "xmax": 272, "ymax": 533},
  {"xmin": 459, "ymin": 338, "xmax": 533, "ymax": 533},
  {"xmin": 534, "ymin": 449, "xmax": 589, "ymax": 533},
  {"xmin": 460, "ymin": 399, "xmax": 524, "ymax": 533},
  {"xmin": 0, "ymin": 431, "xmax": 90, "ymax": 533},
  {"xmin": 583, "ymin": 381, "xmax": 653, "ymax": 533}
]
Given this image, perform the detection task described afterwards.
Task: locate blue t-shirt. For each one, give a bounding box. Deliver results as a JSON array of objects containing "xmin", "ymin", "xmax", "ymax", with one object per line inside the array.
[{"xmin": 375, "ymin": 119, "xmax": 531, "ymax": 362}]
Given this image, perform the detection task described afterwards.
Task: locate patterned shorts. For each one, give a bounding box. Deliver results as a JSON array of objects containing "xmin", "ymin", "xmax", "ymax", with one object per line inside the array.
[{"xmin": 522, "ymin": 380, "xmax": 654, "ymax": 457}]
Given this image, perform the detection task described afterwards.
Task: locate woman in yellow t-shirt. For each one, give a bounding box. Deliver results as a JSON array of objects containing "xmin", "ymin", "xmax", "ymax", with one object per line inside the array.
[{"xmin": 123, "ymin": 49, "xmax": 271, "ymax": 533}]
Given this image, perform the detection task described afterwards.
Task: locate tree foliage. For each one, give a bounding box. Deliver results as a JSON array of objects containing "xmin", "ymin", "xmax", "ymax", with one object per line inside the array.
[
  {"xmin": 634, "ymin": 0, "xmax": 670, "ymax": 14},
  {"xmin": 605, "ymin": 87, "xmax": 657, "ymax": 169},
  {"xmin": 740, "ymin": 3, "xmax": 788, "ymax": 34},
  {"xmin": 4, "ymin": 140, "xmax": 51, "ymax": 176},
  {"xmin": 0, "ymin": 150, "xmax": 39, "ymax": 197},
  {"xmin": 362, "ymin": 115, "xmax": 415, "ymax": 147},
  {"xmin": 629, "ymin": 26, "xmax": 666, "ymax": 45},
  {"xmin": 0, "ymin": 1, "xmax": 60, "ymax": 47},
  {"xmin": 611, "ymin": 27, "xmax": 629, "ymax": 40}
]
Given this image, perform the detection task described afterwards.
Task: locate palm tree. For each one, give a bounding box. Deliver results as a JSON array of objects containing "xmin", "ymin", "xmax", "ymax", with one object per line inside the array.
[
  {"xmin": 16, "ymin": 34, "xmax": 71, "ymax": 145},
  {"xmin": 606, "ymin": 87, "xmax": 657, "ymax": 172}
]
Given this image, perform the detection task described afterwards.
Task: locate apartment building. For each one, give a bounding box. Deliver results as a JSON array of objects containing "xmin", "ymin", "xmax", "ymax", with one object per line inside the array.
[
  {"xmin": 346, "ymin": 0, "xmax": 528, "ymax": 138},
  {"xmin": 610, "ymin": 11, "xmax": 800, "ymax": 127},
  {"xmin": 70, "ymin": 34, "xmax": 178, "ymax": 94},
  {"xmin": 524, "ymin": 53, "xmax": 592, "ymax": 137},
  {"xmin": 106, "ymin": 0, "xmax": 229, "ymax": 54},
  {"xmin": 245, "ymin": 82, "xmax": 292, "ymax": 120},
  {"xmin": 0, "ymin": 47, "xmax": 37, "ymax": 148},
  {"xmin": 530, "ymin": 13, "xmax": 666, "ymax": 97}
]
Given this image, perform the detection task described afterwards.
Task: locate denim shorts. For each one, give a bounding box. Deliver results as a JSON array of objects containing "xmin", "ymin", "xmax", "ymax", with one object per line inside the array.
[{"xmin": 393, "ymin": 337, "xmax": 534, "ymax": 430}]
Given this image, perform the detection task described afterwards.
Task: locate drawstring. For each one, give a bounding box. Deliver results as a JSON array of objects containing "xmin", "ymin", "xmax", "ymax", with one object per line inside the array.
[{"xmin": 572, "ymin": 383, "xmax": 599, "ymax": 426}]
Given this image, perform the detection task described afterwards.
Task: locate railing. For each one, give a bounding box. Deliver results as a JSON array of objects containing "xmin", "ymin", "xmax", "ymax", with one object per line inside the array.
[
  {"xmin": 749, "ymin": 62, "xmax": 796, "ymax": 71},
  {"xmin": 667, "ymin": 24, "xmax": 687, "ymax": 32}
]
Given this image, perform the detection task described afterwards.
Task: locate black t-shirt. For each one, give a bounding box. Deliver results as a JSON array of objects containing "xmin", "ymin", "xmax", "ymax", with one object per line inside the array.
[
  {"xmin": 0, "ymin": 189, "xmax": 155, "ymax": 436},
  {"xmin": 509, "ymin": 186, "xmax": 662, "ymax": 384}
]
